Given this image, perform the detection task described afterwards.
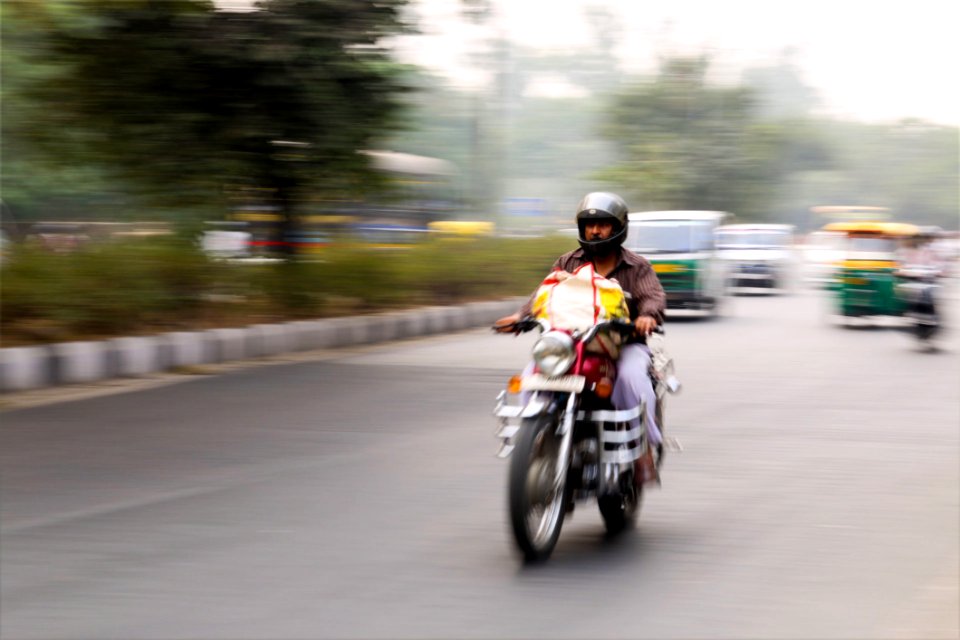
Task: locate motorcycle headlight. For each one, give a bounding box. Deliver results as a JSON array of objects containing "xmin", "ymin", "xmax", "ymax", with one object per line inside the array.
[{"xmin": 532, "ymin": 331, "xmax": 576, "ymax": 378}]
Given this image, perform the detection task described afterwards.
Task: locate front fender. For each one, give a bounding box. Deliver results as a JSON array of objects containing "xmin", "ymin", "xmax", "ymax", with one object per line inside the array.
[
  {"xmin": 521, "ymin": 395, "xmax": 552, "ymax": 418},
  {"xmin": 494, "ymin": 392, "xmax": 567, "ymax": 458}
]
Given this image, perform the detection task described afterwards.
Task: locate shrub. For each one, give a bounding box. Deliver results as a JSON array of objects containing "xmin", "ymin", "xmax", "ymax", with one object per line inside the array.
[{"xmin": 0, "ymin": 233, "xmax": 575, "ymax": 345}]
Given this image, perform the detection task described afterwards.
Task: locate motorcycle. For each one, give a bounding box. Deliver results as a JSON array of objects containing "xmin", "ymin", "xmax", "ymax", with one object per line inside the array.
[
  {"xmin": 493, "ymin": 317, "xmax": 681, "ymax": 562},
  {"xmin": 896, "ymin": 265, "xmax": 941, "ymax": 343}
]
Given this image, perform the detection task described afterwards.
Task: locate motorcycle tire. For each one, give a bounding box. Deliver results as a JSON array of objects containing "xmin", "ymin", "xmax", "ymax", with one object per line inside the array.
[
  {"xmin": 598, "ymin": 481, "xmax": 641, "ymax": 535},
  {"xmin": 915, "ymin": 321, "xmax": 938, "ymax": 341},
  {"xmin": 508, "ymin": 412, "xmax": 569, "ymax": 563},
  {"xmin": 914, "ymin": 299, "xmax": 939, "ymax": 342}
]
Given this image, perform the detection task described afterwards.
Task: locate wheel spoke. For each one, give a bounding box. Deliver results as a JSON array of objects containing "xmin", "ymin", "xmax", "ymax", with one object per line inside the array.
[
  {"xmin": 526, "ymin": 455, "xmax": 564, "ymax": 547},
  {"xmin": 509, "ymin": 413, "xmax": 568, "ymax": 560}
]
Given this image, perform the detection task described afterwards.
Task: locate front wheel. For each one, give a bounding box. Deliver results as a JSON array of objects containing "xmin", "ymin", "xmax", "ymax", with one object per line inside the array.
[{"xmin": 508, "ymin": 413, "xmax": 569, "ymax": 562}]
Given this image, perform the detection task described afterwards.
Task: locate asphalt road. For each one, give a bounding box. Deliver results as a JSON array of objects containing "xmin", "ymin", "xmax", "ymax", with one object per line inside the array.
[{"xmin": 2, "ymin": 285, "xmax": 958, "ymax": 639}]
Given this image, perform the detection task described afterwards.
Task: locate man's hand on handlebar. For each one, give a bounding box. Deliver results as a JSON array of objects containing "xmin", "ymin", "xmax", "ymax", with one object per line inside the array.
[
  {"xmin": 634, "ymin": 315, "xmax": 659, "ymax": 336},
  {"xmin": 493, "ymin": 313, "xmax": 522, "ymax": 334}
]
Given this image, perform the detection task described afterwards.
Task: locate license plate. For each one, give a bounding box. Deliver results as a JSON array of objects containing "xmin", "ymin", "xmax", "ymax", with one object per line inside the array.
[{"xmin": 520, "ymin": 374, "xmax": 585, "ymax": 393}]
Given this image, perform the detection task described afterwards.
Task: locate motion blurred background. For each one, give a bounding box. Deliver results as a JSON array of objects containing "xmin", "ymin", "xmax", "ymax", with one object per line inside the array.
[
  {"xmin": 2, "ymin": 0, "xmax": 957, "ymax": 343},
  {"xmin": 1, "ymin": 3, "xmax": 958, "ymax": 638}
]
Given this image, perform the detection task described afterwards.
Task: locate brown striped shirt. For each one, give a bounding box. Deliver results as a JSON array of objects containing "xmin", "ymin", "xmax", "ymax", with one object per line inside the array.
[{"xmin": 518, "ymin": 247, "xmax": 667, "ymax": 324}]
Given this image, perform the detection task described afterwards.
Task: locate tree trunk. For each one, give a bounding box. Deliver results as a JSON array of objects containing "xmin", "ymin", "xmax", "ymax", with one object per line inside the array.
[{"xmin": 272, "ymin": 175, "xmax": 299, "ymax": 260}]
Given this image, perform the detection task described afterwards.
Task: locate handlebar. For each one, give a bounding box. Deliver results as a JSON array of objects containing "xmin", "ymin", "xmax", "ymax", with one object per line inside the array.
[
  {"xmin": 492, "ymin": 317, "xmax": 543, "ymax": 334},
  {"xmin": 585, "ymin": 319, "xmax": 664, "ymax": 343},
  {"xmin": 493, "ymin": 317, "xmax": 664, "ymax": 339}
]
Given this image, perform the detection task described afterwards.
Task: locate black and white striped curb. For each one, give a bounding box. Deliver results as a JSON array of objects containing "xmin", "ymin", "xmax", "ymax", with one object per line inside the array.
[{"xmin": 0, "ymin": 298, "xmax": 525, "ymax": 393}]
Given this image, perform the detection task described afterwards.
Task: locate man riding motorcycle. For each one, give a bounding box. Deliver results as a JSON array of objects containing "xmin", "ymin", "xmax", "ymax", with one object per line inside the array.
[
  {"xmin": 896, "ymin": 226, "xmax": 945, "ymax": 343},
  {"xmin": 494, "ymin": 192, "xmax": 667, "ymax": 486}
]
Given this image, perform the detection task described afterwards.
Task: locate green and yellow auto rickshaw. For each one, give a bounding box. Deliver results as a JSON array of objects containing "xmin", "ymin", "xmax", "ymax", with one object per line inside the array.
[
  {"xmin": 823, "ymin": 221, "xmax": 919, "ymax": 319},
  {"xmin": 625, "ymin": 211, "xmax": 731, "ymax": 317}
]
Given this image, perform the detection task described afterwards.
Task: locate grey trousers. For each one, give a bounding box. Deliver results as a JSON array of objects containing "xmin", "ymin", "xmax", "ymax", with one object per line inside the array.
[{"xmin": 610, "ymin": 344, "xmax": 661, "ymax": 446}]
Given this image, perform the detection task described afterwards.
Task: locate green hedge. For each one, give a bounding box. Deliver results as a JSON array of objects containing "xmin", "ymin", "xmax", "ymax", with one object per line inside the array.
[{"xmin": 0, "ymin": 235, "xmax": 571, "ymax": 345}]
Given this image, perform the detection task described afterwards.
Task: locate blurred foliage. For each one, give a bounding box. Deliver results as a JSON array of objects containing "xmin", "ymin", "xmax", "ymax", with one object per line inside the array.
[
  {"xmin": 3, "ymin": 0, "xmax": 956, "ymax": 240},
  {"xmin": 596, "ymin": 55, "xmax": 957, "ymax": 228},
  {"xmin": 386, "ymin": 7, "xmax": 625, "ymax": 222},
  {"xmin": 0, "ymin": 235, "xmax": 571, "ymax": 346},
  {"xmin": 1, "ymin": 236, "xmax": 223, "ymax": 342},
  {"xmin": 809, "ymin": 120, "xmax": 959, "ymax": 229},
  {"xmin": 740, "ymin": 50, "xmax": 821, "ymax": 121},
  {"xmin": 390, "ymin": 49, "xmax": 957, "ymax": 231},
  {"xmin": 2, "ymin": 0, "xmax": 413, "ymax": 232},
  {"xmin": 596, "ymin": 56, "xmax": 829, "ymax": 218},
  {"xmin": 0, "ymin": 2, "xmax": 132, "ymax": 224}
]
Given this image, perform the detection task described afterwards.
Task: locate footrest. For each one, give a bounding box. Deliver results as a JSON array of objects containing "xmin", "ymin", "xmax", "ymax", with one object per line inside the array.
[{"xmin": 664, "ymin": 436, "xmax": 684, "ymax": 452}]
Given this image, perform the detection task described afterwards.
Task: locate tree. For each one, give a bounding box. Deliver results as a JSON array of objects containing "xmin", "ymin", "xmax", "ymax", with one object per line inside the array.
[
  {"xmin": 1, "ymin": 1, "xmax": 132, "ymax": 227},
  {"xmin": 4, "ymin": 0, "xmax": 412, "ymax": 251},
  {"xmin": 741, "ymin": 48, "xmax": 820, "ymax": 121},
  {"xmin": 808, "ymin": 119, "xmax": 959, "ymax": 229},
  {"xmin": 595, "ymin": 55, "xmax": 823, "ymax": 219}
]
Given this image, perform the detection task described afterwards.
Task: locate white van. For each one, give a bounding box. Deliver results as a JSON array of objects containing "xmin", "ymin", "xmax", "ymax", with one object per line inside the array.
[{"xmin": 716, "ymin": 223, "xmax": 796, "ymax": 292}]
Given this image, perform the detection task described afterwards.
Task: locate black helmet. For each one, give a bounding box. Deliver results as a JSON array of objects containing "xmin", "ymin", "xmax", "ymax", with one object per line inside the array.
[{"xmin": 575, "ymin": 192, "xmax": 629, "ymax": 256}]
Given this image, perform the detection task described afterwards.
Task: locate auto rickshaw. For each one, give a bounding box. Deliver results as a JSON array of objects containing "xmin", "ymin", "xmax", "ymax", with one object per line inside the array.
[
  {"xmin": 823, "ymin": 221, "xmax": 919, "ymax": 319},
  {"xmin": 625, "ymin": 210, "xmax": 731, "ymax": 317}
]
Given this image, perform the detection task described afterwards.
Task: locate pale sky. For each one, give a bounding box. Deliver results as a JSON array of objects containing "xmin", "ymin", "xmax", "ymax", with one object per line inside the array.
[{"xmin": 394, "ymin": 0, "xmax": 960, "ymax": 126}]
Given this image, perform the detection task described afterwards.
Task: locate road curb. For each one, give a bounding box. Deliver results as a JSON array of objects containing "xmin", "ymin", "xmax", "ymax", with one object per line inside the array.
[{"xmin": 0, "ymin": 298, "xmax": 525, "ymax": 393}]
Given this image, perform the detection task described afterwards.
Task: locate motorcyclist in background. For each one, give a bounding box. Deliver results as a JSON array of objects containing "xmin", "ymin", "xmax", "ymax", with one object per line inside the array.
[
  {"xmin": 896, "ymin": 226, "xmax": 945, "ymax": 343},
  {"xmin": 897, "ymin": 227, "xmax": 946, "ymax": 278},
  {"xmin": 494, "ymin": 192, "xmax": 667, "ymax": 486}
]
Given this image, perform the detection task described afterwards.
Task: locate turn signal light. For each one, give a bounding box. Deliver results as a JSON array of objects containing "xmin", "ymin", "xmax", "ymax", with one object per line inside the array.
[
  {"xmin": 507, "ymin": 375, "xmax": 523, "ymax": 394},
  {"xmin": 595, "ymin": 377, "xmax": 614, "ymax": 398}
]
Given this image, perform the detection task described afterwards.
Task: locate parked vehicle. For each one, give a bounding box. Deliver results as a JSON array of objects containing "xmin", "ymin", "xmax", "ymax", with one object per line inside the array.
[
  {"xmin": 625, "ymin": 211, "xmax": 730, "ymax": 316},
  {"xmin": 716, "ymin": 223, "xmax": 796, "ymax": 292},
  {"xmin": 201, "ymin": 228, "xmax": 252, "ymax": 260},
  {"xmin": 493, "ymin": 317, "xmax": 680, "ymax": 563}
]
